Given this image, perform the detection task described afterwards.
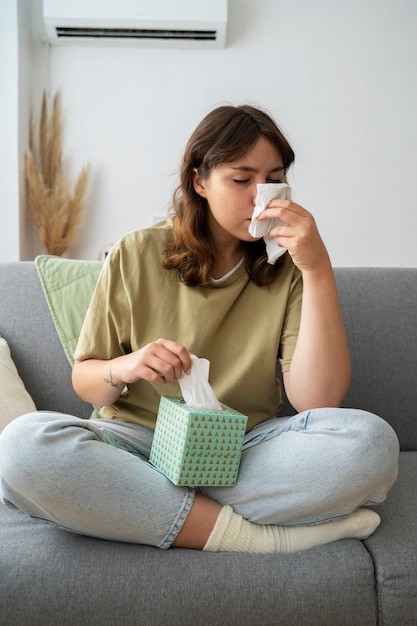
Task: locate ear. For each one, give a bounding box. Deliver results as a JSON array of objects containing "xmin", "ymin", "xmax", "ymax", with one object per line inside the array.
[{"xmin": 192, "ymin": 167, "xmax": 207, "ymax": 198}]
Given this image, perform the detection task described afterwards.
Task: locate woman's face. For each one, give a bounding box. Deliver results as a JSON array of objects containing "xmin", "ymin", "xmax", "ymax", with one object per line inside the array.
[{"xmin": 193, "ymin": 136, "xmax": 285, "ymax": 246}]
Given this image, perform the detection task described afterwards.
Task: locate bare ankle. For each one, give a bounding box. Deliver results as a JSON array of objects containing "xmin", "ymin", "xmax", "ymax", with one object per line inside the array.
[{"xmin": 171, "ymin": 493, "xmax": 222, "ymax": 550}]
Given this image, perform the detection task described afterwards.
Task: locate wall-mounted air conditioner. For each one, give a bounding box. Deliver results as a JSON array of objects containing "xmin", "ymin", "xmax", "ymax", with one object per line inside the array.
[{"xmin": 42, "ymin": 0, "xmax": 228, "ymax": 49}]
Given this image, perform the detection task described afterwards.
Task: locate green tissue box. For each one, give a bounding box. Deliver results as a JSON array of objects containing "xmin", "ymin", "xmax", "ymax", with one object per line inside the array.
[{"xmin": 150, "ymin": 396, "xmax": 248, "ymax": 487}]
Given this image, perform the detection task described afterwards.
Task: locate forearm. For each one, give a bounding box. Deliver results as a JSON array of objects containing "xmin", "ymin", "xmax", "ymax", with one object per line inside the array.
[
  {"xmin": 284, "ymin": 262, "xmax": 351, "ymax": 412},
  {"xmin": 72, "ymin": 339, "xmax": 192, "ymax": 407},
  {"xmin": 72, "ymin": 357, "xmax": 126, "ymax": 406}
]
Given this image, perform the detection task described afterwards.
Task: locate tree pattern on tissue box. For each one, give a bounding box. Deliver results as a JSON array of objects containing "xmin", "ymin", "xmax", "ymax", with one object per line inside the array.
[{"xmin": 149, "ymin": 396, "xmax": 248, "ymax": 487}]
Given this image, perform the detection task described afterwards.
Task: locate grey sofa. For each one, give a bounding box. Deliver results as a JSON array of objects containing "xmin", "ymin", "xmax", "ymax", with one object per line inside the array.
[{"xmin": 0, "ymin": 261, "xmax": 416, "ymax": 626}]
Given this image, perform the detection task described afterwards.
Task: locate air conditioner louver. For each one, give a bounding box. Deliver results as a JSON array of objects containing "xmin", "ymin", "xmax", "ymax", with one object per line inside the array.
[{"xmin": 55, "ymin": 27, "xmax": 218, "ymax": 42}]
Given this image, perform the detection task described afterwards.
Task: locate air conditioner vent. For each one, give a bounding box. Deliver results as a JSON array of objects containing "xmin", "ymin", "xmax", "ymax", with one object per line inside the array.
[
  {"xmin": 43, "ymin": 0, "xmax": 228, "ymax": 49},
  {"xmin": 55, "ymin": 27, "xmax": 218, "ymax": 42}
]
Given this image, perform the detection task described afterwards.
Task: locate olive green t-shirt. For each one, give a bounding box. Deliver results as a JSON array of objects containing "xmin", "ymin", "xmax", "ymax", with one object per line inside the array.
[{"xmin": 74, "ymin": 221, "xmax": 302, "ymax": 432}]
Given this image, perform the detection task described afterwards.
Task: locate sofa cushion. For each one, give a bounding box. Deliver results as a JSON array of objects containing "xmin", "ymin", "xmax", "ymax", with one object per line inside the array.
[
  {"xmin": 365, "ymin": 452, "xmax": 417, "ymax": 625},
  {"xmin": 0, "ymin": 501, "xmax": 377, "ymax": 625},
  {"xmin": 0, "ymin": 337, "xmax": 36, "ymax": 433},
  {"xmin": 35, "ymin": 255, "xmax": 102, "ymax": 365},
  {"xmin": 335, "ymin": 268, "xmax": 417, "ymax": 451}
]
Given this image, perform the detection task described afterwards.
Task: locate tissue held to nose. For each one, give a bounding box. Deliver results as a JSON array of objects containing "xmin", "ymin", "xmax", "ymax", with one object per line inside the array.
[{"xmin": 249, "ymin": 183, "xmax": 291, "ymax": 264}]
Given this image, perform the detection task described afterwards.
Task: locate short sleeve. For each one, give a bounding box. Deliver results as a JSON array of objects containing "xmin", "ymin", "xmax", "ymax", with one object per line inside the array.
[
  {"xmin": 73, "ymin": 245, "xmax": 132, "ymax": 362},
  {"xmin": 278, "ymin": 269, "xmax": 303, "ymax": 372}
]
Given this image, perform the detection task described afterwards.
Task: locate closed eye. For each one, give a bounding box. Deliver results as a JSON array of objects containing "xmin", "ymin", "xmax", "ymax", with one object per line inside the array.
[{"xmin": 233, "ymin": 178, "xmax": 284, "ymax": 185}]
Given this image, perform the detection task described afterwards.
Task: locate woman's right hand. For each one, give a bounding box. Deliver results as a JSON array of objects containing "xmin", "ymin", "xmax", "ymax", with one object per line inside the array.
[{"xmin": 110, "ymin": 338, "xmax": 192, "ymax": 387}]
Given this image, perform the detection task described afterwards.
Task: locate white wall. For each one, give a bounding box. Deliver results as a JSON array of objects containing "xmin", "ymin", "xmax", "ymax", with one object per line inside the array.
[
  {"xmin": 17, "ymin": 0, "xmax": 50, "ymax": 260},
  {"xmin": 0, "ymin": 0, "xmax": 49, "ymax": 261},
  {"xmin": 0, "ymin": 1, "xmax": 20, "ymax": 260},
  {"xmin": 3, "ymin": 0, "xmax": 417, "ymax": 266}
]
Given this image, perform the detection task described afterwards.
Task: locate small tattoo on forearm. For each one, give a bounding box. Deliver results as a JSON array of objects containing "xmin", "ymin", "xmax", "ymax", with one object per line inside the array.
[{"xmin": 104, "ymin": 367, "xmax": 124, "ymax": 389}]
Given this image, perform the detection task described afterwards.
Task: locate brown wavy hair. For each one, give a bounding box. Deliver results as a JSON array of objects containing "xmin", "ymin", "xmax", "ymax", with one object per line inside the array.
[{"xmin": 162, "ymin": 104, "xmax": 295, "ymax": 286}]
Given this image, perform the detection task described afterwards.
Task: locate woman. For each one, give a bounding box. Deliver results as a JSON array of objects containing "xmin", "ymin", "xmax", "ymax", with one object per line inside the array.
[{"xmin": 0, "ymin": 105, "xmax": 399, "ymax": 553}]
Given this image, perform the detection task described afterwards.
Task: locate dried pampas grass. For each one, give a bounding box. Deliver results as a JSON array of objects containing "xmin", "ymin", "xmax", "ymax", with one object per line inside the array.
[{"xmin": 25, "ymin": 91, "xmax": 90, "ymax": 256}]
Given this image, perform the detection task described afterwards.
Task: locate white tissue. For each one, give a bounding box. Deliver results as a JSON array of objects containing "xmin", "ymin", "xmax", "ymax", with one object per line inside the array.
[
  {"xmin": 178, "ymin": 355, "xmax": 222, "ymax": 411},
  {"xmin": 249, "ymin": 183, "xmax": 291, "ymax": 264}
]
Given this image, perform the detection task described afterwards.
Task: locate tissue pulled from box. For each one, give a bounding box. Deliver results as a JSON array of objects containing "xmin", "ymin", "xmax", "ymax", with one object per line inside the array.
[
  {"xmin": 248, "ymin": 183, "xmax": 291, "ymax": 264},
  {"xmin": 178, "ymin": 355, "xmax": 222, "ymax": 411}
]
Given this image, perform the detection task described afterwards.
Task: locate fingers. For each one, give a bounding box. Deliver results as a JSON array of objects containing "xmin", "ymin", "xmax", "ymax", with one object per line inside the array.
[
  {"xmin": 258, "ymin": 200, "xmax": 328, "ymax": 272},
  {"xmin": 259, "ymin": 200, "xmax": 314, "ymax": 244},
  {"xmin": 133, "ymin": 338, "xmax": 191, "ymax": 385},
  {"xmin": 258, "ymin": 198, "xmax": 309, "ymax": 223},
  {"xmin": 149, "ymin": 338, "xmax": 192, "ymax": 382}
]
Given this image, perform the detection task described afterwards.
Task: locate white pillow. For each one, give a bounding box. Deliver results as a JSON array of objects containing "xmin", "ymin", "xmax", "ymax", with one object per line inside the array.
[{"xmin": 0, "ymin": 336, "xmax": 37, "ymax": 433}]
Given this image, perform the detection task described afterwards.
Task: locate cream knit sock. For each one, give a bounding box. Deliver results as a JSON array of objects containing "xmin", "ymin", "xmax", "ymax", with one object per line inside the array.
[{"xmin": 203, "ymin": 505, "xmax": 380, "ymax": 554}]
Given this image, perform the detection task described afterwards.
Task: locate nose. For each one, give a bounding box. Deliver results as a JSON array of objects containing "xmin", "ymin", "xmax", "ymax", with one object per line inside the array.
[{"xmin": 251, "ymin": 182, "xmax": 260, "ymax": 206}]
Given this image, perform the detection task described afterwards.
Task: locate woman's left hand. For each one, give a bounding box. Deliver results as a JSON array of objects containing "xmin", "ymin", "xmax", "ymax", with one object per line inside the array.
[{"xmin": 259, "ymin": 199, "xmax": 329, "ymax": 273}]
